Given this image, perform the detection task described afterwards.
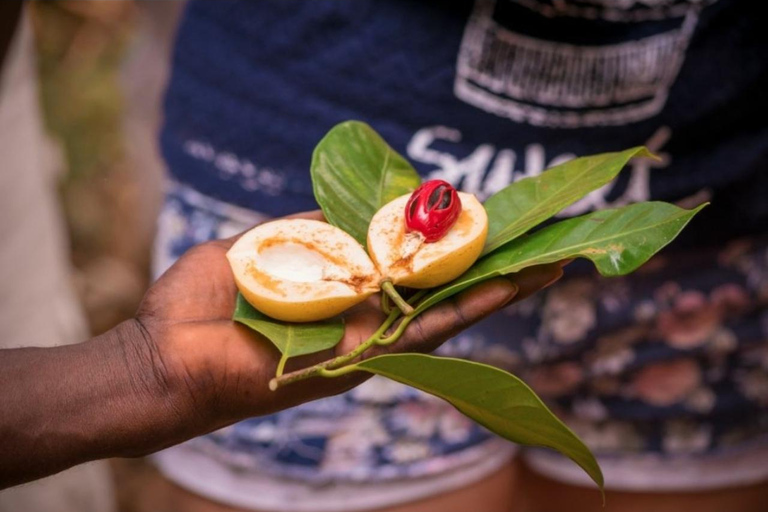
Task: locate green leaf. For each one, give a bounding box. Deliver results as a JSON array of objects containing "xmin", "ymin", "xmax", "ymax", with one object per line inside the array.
[
  {"xmin": 311, "ymin": 121, "xmax": 421, "ymax": 246},
  {"xmin": 351, "ymin": 354, "xmax": 604, "ymax": 491},
  {"xmin": 416, "ymin": 202, "xmax": 705, "ymax": 314},
  {"xmin": 233, "ymin": 294, "xmax": 344, "ymax": 376},
  {"xmin": 482, "ymin": 147, "xmax": 655, "ymax": 255}
]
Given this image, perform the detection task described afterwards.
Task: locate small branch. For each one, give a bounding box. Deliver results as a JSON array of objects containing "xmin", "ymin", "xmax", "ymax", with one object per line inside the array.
[
  {"xmin": 269, "ymin": 358, "xmax": 333, "ymax": 390},
  {"xmin": 270, "ymin": 309, "xmax": 400, "ymax": 390},
  {"xmin": 375, "ymin": 290, "xmax": 427, "ymax": 346},
  {"xmin": 268, "ymin": 289, "xmax": 429, "ymax": 390},
  {"xmin": 376, "ymin": 315, "xmax": 416, "ymax": 346},
  {"xmin": 318, "ymin": 365, "xmax": 359, "ymax": 379},
  {"xmin": 381, "ymin": 280, "xmax": 414, "ymax": 316},
  {"xmin": 380, "ymin": 291, "xmax": 393, "ymax": 315}
]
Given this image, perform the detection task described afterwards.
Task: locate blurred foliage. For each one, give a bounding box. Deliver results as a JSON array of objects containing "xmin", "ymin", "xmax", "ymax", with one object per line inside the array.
[
  {"xmin": 29, "ymin": 1, "xmax": 148, "ymax": 336},
  {"xmin": 30, "ymin": 1, "xmax": 134, "ymax": 183}
]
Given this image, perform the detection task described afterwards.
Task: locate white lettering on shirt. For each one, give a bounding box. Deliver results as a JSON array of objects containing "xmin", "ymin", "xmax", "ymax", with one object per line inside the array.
[{"xmin": 407, "ymin": 125, "xmax": 672, "ymax": 216}]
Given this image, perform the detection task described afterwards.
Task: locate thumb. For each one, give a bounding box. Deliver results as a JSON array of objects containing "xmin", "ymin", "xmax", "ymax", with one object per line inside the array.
[
  {"xmin": 394, "ymin": 277, "xmax": 519, "ymax": 355},
  {"xmin": 385, "ymin": 261, "xmax": 564, "ymax": 356}
]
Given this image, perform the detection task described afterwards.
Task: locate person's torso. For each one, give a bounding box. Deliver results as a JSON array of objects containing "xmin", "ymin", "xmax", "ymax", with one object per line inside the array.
[
  {"xmin": 162, "ymin": 0, "xmax": 768, "ymax": 246},
  {"xmin": 157, "ymin": 0, "xmax": 768, "ymax": 484}
]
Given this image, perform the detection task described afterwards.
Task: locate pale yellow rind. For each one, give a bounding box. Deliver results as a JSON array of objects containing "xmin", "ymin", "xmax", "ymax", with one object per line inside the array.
[
  {"xmin": 367, "ymin": 192, "xmax": 488, "ymax": 289},
  {"xmin": 227, "ymin": 219, "xmax": 380, "ymax": 322},
  {"xmin": 234, "ymin": 275, "xmax": 375, "ymax": 323}
]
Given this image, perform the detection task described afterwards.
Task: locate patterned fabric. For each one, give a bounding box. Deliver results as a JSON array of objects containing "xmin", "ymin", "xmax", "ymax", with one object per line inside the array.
[
  {"xmin": 154, "ymin": 182, "xmax": 768, "ymax": 486},
  {"xmin": 153, "ymin": 183, "xmax": 514, "ymax": 484},
  {"xmin": 514, "ymin": 239, "xmax": 768, "ymax": 457},
  {"xmin": 154, "ymin": 0, "xmax": 768, "ymax": 495},
  {"xmin": 161, "ymin": 0, "xmax": 768, "ymax": 246}
]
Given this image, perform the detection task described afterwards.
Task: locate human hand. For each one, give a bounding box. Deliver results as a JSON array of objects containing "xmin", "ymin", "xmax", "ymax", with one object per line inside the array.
[
  {"xmin": 130, "ymin": 211, "xmax": 565, "ymax": 434},
  {"xmin": 0, "ymin": 210, "xmax": 565, "ymax": 488}
]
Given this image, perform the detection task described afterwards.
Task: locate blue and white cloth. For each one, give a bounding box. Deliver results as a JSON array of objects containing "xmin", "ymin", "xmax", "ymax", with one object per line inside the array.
[{"xmin": 153, "ymin": 0, "xmax": 768, "ymax": 508}]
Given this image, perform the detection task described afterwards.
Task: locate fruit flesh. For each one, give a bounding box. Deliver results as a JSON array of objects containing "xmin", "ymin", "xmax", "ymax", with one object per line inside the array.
[
  {"xmin": 367, "ymin": 192, "xmax": 488, "ymax": 289},
  {"xmin": 229, "ymin": 195, "xmax": 488, "ymax": 321},
  {"xmin": 227, "ymin": 219, "xmax": 380, "ymax": 322}
]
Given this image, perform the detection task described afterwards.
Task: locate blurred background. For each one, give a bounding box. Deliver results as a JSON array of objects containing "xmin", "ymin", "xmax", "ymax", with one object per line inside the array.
[
  {"xmin": 23, "ymin": 2, "xmax": 183, "ymax": 510},
  {"xmin": 2, "ymin": 1, "xmax": 767, "ymax": 512},
  {"xmin": 30, "ymin": 0, "xmax": 175, "ymax": 336}
]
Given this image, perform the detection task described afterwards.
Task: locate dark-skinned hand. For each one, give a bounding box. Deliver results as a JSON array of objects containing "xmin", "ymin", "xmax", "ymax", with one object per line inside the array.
[
  {"xmin": 136, "ymin": 210, "xmax": 565, "ymax": 427},
  {"xmin": 0, "ymin": 210, "xmax": 564, "ymax": 489}
]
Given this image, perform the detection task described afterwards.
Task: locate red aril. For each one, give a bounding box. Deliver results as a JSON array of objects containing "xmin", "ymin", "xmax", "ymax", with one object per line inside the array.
[{"xmin": 404, "ymin": 180, "xmax": 462, "ymax": 243}]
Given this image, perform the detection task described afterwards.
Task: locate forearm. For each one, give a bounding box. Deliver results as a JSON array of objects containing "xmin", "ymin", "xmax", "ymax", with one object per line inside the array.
[{"xmin": 0, "ymin": 320, "xmax": 200, "ymax": 489}]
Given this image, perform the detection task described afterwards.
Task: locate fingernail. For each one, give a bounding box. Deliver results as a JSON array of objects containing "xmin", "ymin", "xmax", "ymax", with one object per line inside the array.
[
  {"xmin": 542, "ymin": 269, "xmax": 564, "ymax": 289},
  {"xmin": 503, "ymin": 283, "xmax": 520, "ymax": 306}
]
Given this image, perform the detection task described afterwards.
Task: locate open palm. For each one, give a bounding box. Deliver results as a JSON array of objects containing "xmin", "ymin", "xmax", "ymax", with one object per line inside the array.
[{"xmin": 135, "ymin": 212, "xmax": 564, "ymax": 430}]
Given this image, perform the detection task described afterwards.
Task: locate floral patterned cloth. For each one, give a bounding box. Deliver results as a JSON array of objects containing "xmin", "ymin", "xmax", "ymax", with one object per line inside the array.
[
  {"xmin": 152, "ymin": 183, "xmax": 516, "ymax": 486},
  {"xmin": 154, "ymin": 182, "xmax": 768, "ymax": 489},
  {"xmin": 516, "ymin": 240, "xmax": 768, "ymax": 460}
]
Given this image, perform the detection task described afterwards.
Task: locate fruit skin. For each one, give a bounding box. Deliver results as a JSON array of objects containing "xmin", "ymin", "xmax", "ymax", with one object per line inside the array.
[
  {"xmin": 368, "ymin": 192, "xmax": 488, "ymax": 289},
  {"xmin": 227, "ymin": 219, "xmax": 380, "ymax": 323},
  {"xmin": 233, "ymin": 273, "xmax": 375, "ymax": 323},
  {"xmin": 393, "ymin": 221, "xmax": 486, "ymax": 288},
  {"xmin": 405, "ymin": 180, "xmax": 462, "ymax": 243},
  {"xmin": 229, "ymin": 197, "xmax": 487, "ymax": 320}
]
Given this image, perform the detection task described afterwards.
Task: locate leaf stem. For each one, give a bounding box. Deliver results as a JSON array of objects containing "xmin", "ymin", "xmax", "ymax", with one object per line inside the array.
[
  {"xmin": 380, "ymin": 291, "xmax": 392, "ymax": 316},
  {"xmin": 376, "ymin": 315, "xmax": 416, "ymax": 346},
  {"xmin": 318, "ymin": 366, "xmax": 359, "ymax": 379},
  {"xmin": 407, "ymin": 289, "xmax": 429, "ymax": 308},
  {"xmin": 269, "ymin": 309, "xmax": 400, "ymax": 390},
  {"xmin": 275, "ymin": 354, "xmax": 289, "ymax": 378},
  {"xmin": 268, "ymin": 290, "xmax": 428, "ymax": 390},
  {"xmin": 381, "ymin": 280, "xmax": 414, "ymax": 316}
]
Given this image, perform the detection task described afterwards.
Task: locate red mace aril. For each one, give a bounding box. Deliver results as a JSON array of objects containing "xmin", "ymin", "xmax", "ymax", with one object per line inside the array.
[{"xmin": 404, "ymin": 180, "xmax": 462, "ymax": 243}]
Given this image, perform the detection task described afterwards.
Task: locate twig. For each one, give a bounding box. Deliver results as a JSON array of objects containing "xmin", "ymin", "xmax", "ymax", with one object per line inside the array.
[
  {"xmin": 268, "ymin": 290, "xmax": 429, "ymax": 390},
  {"xmin": 380, "ymin": 291, "xmax": 392, "ymax": 315},
  {"xmin": 269, "ymin": 309, "xmax": 399, "ymax": 390},
  {"xmin": 381, "ymin": 280, "xmax": 413, "ymax": 315}
]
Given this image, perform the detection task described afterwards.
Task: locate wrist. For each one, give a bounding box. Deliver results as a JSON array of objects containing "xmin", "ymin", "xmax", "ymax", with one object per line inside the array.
[
  {"xmin": 98, "ymin": 319, "xmax": 207, "ymax": 457},
  {"xmin": 0, "ymin": 319, "xmax": 210, "ymax": 487}
]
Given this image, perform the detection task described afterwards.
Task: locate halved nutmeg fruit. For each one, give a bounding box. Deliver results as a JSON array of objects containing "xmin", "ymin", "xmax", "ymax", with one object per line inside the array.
[{"xmin": 228, "ymin": 182, "xmax": 488, "ymax": 321}]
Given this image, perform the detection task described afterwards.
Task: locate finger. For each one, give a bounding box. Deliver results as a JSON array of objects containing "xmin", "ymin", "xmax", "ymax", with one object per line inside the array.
[
  {"xmin": 138, "ymin": 241, "xmax": 243, "ymax": 321},
  {"xmin": 506, "ymin": 262, "xmax": 564, "ymax": 304},
  {"xmin": 393, "ymin": 277, "xmax": 519, "ymax": 355},
  {"xmin": 259, "ymin": 278, "xmax": 519, "ymax": 410},
  {"xmin": 228, "ymin": 266, "xmax": 562, "ymax": 416},
  {"xmin": 369, "ymin": 263, "xmax": 564, "ymax": 356}
]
